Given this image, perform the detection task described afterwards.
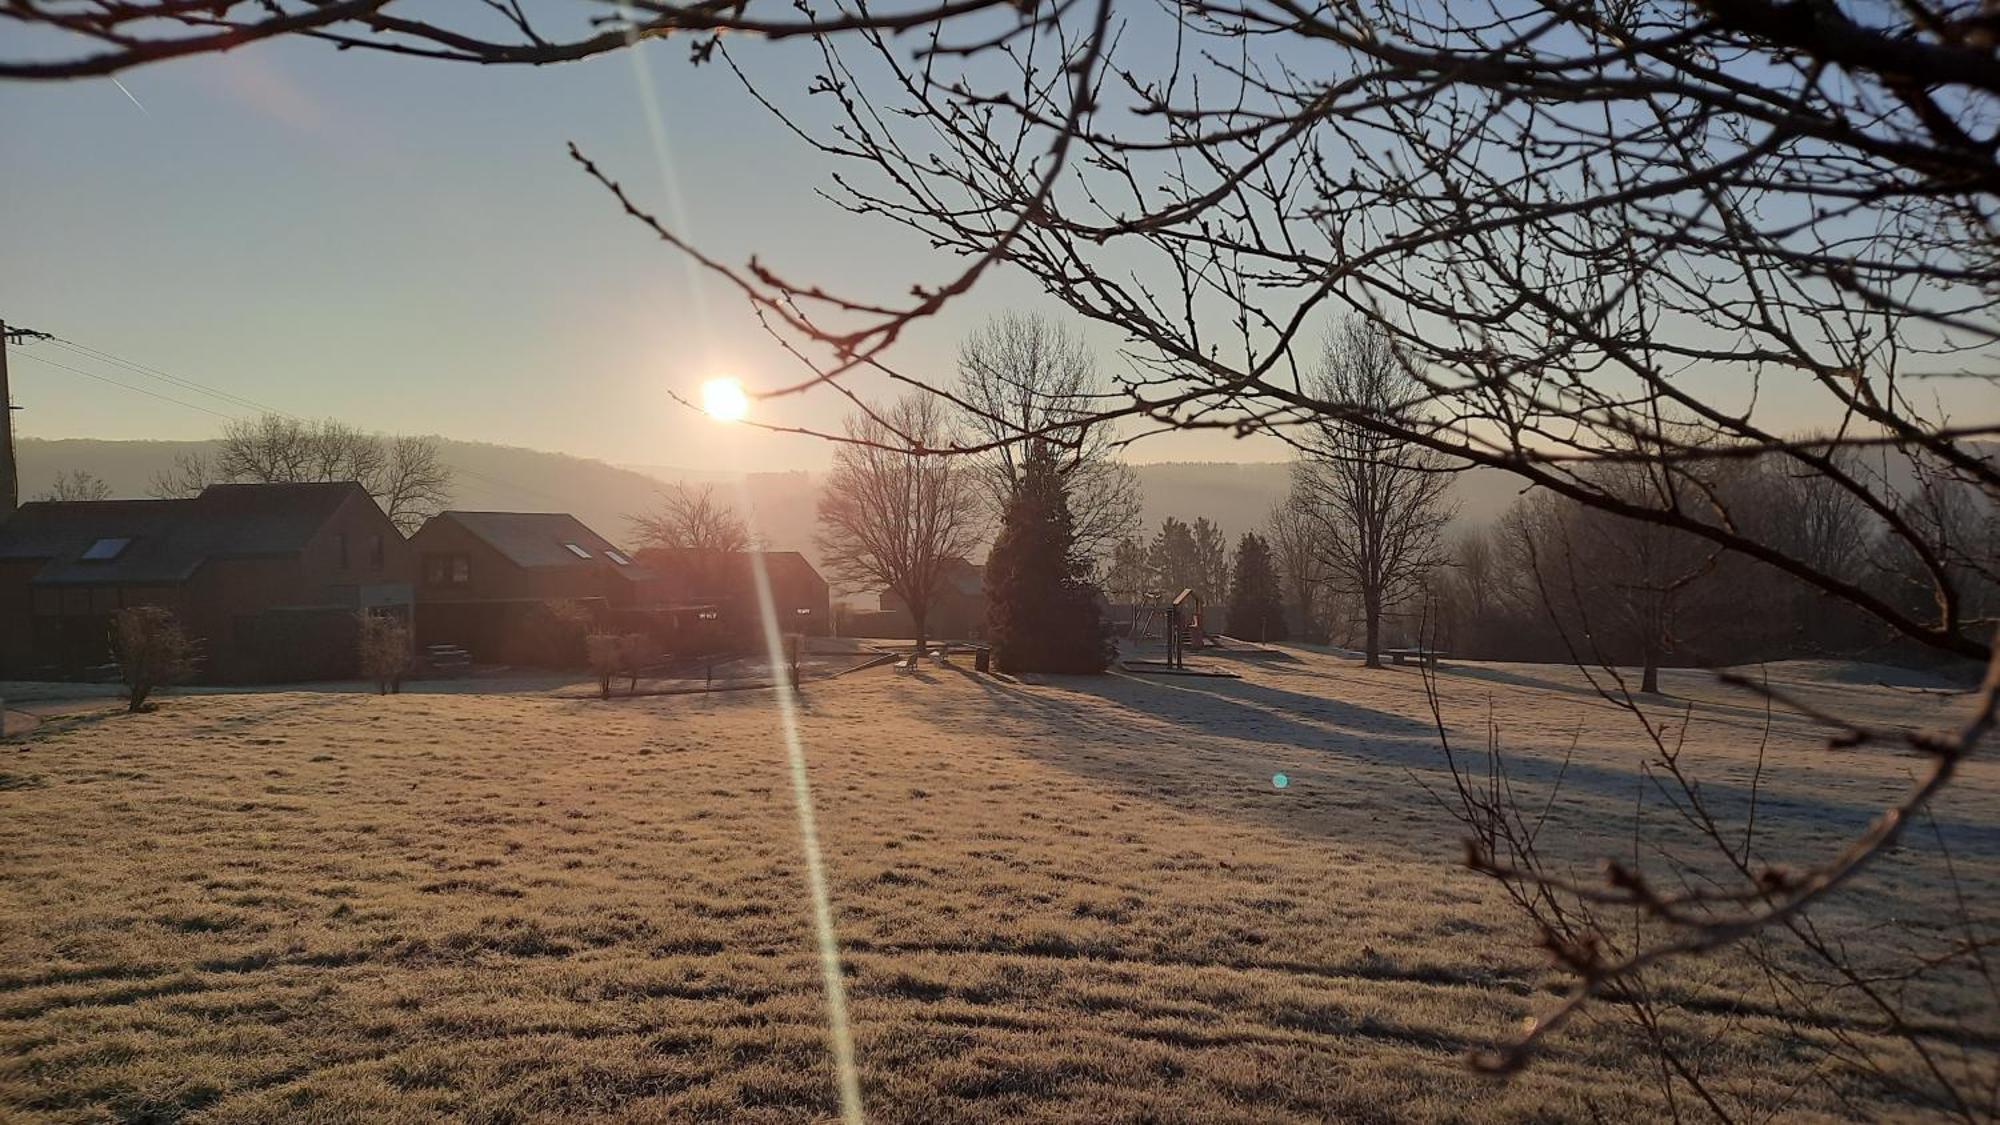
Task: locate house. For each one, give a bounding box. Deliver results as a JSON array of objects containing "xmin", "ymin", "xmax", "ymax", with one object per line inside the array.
[
  {"xmin": 852, "ymin": 556, "xmax": 986, "ymax": 640},
  {"xmin": 409, "ymin": 511, "xmax": 666, "ymax": 661},
  {"xmin": 0, "ymin": 482, "xmax": 416, "ymax": 682},
  {"xmin": 635, "ymin": 548, "xmax": 833, "ymax": 637}
]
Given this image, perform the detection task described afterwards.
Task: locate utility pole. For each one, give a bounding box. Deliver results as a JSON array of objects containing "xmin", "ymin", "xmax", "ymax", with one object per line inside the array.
[
  {"xmin": 1, "ymin": 318, "xmax": 16, "ymax": 515},
  {"xmin": 0, "ymin": 320, "xmax": 50, "ymax": 518}
]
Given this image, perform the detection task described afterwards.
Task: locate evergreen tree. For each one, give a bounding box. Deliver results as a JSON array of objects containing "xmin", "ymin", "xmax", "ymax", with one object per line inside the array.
[
  {"xmin": 1192, "ymin": 516, "xmax": 1232, "ymax": 598},
  {"xmin": 1223, "ymin": 533, "xmax": 1288, "ymax": 642},
  {"xmin": 1104, "ymin": 535, "xmax": 1151, "ymax": 601},
  {"xmin": 1146, "ymin": 517, "xmax": 1200, "ymax": 593},
  {"xmin": 986, "ymin": 444, "xmax": 1115, "ymax": 673}
]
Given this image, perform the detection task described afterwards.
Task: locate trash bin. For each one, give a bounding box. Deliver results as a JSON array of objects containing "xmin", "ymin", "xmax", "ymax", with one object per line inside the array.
[{"xmin": 973, "ymin": 647, "xmax": 991, "ymax": 673}]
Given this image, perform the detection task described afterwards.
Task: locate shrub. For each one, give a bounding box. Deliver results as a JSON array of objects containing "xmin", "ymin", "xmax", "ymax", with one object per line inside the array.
[
  {"xmin": 515, "ymin": 600, "xmax": 594, "ymax": 668},
  {"xmin": 357, "ymin": 612, "xmax": 414, "ymax": 694},
  {"xmin": 586, "ymin": 632, "xmax": 650, "ymax": 699},
  {"xmin": 110, "ymin": 605, "xmax": 198, "ymax": 713}
]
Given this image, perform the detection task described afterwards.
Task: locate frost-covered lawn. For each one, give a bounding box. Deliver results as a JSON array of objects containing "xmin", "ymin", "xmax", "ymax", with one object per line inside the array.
[{"xmin": 1, "ymin": 651, "xmax": 1989, "ymax": 1122}]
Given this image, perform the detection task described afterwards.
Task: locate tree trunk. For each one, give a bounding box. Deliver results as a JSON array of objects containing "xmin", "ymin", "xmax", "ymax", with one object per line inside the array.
[
  {"xmin": 1641, "ymin": 639, "xmax": 1661, "ymax": 694},
  {"xmin": 913, "ymin": 609, "xmax": 929, "ymax": 659},
  {"xmin": 1362, "ymin": 592, "xmax": 1382, "ymax": 668},
  {"xmin": 127, "ymin": 683, "xmax": 150, "ymax": 713}
]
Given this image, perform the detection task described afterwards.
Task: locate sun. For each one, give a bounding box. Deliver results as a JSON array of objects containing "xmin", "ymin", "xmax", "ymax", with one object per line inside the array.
[{"xmin": 700, "ymin": 377, "xmax": 750, "ymax": 422}]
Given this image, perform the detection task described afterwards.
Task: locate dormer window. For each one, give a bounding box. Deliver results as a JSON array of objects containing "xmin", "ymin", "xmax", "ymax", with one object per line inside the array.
[
  {"xmin": 81, "ymin": 537, "xmax": 131, "ymax": 562},
  {"xmin": 563, "ymin": 542, "xmax": 593, "ymax": 559},
  {"xmin": 605, "ymin": 549, "xmax": 631, "ymax": 566}
]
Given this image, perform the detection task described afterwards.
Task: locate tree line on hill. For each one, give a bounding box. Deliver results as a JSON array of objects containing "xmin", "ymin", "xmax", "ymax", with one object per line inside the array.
[
  {"xmin": 630, "ymin": 310, "xmax": 1997, "ymax": 683},
  {"xmin": 34, "ymin": 417, "xmax": 458, "ymax": 537}
]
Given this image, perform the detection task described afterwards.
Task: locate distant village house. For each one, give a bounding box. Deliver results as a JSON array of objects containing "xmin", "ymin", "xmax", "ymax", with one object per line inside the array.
[
  {"xmin": 635, "ymin": 548, "xmax": 832, "ymax": 637},
  {"xmin": 0, "ymin": 482, "xmax": 415, "ymax": 682}
]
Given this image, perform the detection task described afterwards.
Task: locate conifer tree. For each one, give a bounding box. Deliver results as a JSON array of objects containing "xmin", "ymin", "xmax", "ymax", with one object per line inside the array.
[
  {"xmin": 1224, "ymin": 533, "xmax": 1287, "ymax": 643},
  {"xmin": 985, "ymin": 444, "xmax": 1114, "ymax": 673}
]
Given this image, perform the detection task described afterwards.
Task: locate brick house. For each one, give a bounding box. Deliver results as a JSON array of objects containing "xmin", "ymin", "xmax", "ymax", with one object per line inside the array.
[
  {"xmin": 635, "ymin": 548, "xmax": 833, "ymax": 637},
  {"xmin": 0, "ymin": 482, "xmax": 416, "ymax": 682},
  {"xmin": 408, "ymin": 511, "xmax": 666, "ymax": 660}
]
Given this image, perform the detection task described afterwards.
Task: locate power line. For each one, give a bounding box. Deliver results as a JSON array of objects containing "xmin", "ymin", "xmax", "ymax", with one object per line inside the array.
[
  {"xmin": 11, "ymin": 349, "xmax": 237, "ymax": 419},
  {"xmin": 14, "ymin": 328, "xmax": 585, "ymax": 510},
  {"xmin": 45, "ymin": 335, "xmax": 281, "ymax": 416}
]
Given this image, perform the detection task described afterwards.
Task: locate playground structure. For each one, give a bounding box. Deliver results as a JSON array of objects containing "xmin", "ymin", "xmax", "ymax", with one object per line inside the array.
[{"xmin": 1129, "ymin": 588, "xmax": 1218, "ymax": 670}]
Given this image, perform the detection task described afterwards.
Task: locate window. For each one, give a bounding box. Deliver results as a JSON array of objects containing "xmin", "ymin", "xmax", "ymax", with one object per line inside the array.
[
  {"xmin": 424, "ymin": 552, "xmax": 471, "ymax": 586},
  {"xmin": 563, "ymin": 542, "xmax": 593, "ymax": 560},
  {"xmin": 605, "ymin": 549, "xmax": 631, "ymax": 566},
  {"xmin": 370, "ymin": 535, "xmax": 385, "ymax": 569},
  {"xmin": 80, "ymin": 537, "xmax": 131, "ymax": 561}
]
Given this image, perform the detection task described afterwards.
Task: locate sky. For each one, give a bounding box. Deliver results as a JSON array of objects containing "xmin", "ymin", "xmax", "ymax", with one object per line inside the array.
[
  {"xmin": 1, "ymin": 30, "xmax": 1281, "ymax": 472},
  {"xmin": 6, "ymin": 24, "xmax": 1992, "ymax": 474}
]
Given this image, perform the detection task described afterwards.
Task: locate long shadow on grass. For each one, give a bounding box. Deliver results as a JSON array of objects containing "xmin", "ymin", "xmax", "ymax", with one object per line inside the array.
[
  {"xmin": 1429, "ymin": 662, "xmax": 1859, "ymax": 740},
  {"xmin": 940, "ymin": 665, "xmax": 2000, "ymax": 859}
]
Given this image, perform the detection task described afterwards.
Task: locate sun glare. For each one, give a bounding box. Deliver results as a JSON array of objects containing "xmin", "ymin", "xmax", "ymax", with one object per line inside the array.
[{"xmin": 701, "ymin": 377, "xmax": 750, "ymax": 422}]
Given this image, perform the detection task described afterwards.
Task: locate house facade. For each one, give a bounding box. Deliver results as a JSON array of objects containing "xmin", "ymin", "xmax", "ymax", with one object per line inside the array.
[
  {"xmin": 409, "ymin": 511, "xmax": 666, "ymax": 661},
  {"xmin": 0, "ymin": 482, "xmax": 415, "ymax": 682},
  {"xmin": 635, "ymin": 548, "xmax": 833, "ymax": 637},
  {"xmin": 852, "ymin": 556, "xmax": 986, "ymax": 640}
]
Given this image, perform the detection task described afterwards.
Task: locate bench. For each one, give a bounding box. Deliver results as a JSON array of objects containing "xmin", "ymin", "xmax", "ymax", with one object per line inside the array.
[
  {"xmin": 1383, "ymin": 647, "xmax": 1448, "ymax": 668},
  {"xmin": 425, "ymin": 644, "xmax": 473, "ymax": 676}
]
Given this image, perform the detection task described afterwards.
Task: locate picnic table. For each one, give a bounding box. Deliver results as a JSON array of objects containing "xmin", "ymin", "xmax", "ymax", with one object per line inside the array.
[{"xmin": 1382, "ymin": 647, "xmax": 1448, "ymax": 668}]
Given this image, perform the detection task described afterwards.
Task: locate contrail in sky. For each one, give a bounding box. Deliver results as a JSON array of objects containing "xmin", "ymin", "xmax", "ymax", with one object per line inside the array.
[{"xmin": 110, "ymin": 77, "xmax": 150, "ymax": 116}]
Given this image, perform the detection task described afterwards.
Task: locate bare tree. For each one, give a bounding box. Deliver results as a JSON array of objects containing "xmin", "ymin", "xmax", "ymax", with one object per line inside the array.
[
  {"xmin": 957, "ymin": 312, "xmax": 1140, "ymax": 558},
  {"xmin": 36, "ymin": 470, "xmax": 111, "ymax": 502},
  {"xmin": 628, "ymin": 481, "xmax": 751, "ymax": 553},
  {"xmin": 815, "ymin": 395, "xmax": 982, "ymax": 655},
  {"xmin": 218, "ymin": 414, "xmax": 384, "ymax": 487},
  {"xmin": 1266, "ymin": 501, "xmax": 1329, "ymax": 644},
  {"xmin": 375, "ymin": 434, "xmax": 455, "ymax": 535},
  {"xmin": 149, "ymin": 451, "xmax": 213, "ymax": 500},
  {"xmin": 1892, "ymin": 457, "xmax": 2000, "ymax": 634},
  {"xmin": 1501, "ymin": 447, "xmax": 1728, "ymax": 694},
  {"xmin": 1287, "ymin": 321, "xmax": 1453, "ymax": 667},
  {"xmin": 149, "ymin": 414, "xmax": 452, "ymax": 531},
  {"xmin": 1440, "ymin": 529, "xmax": 1499, "ymax": 658},
  {"xmin": 1436, "ymin": 645, "xmax": 2000, "ymax": 1118}
]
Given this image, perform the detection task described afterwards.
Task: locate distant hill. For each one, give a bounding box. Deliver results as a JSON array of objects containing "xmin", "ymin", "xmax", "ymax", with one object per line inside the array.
[
  {"xmin": 1128, "ymin": 461, "xmax": 1525, "ymax": 543},
  {"xmin": 16, "ymin": 438, "xmax": 1540, "ymax": 567}
]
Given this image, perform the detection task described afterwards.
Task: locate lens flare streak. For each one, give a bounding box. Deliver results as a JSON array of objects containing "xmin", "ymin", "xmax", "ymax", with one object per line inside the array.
[{"xmin": 740, "ymin": 485, "xmax": 866, "ymax": 1124}]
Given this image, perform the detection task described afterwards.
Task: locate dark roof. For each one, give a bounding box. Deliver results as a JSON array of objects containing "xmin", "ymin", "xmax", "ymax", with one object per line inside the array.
[
  {"xmin": 939, "ymin": 556, "xmax": 984, "ymax": 596},
  {"xmin": 757, "ymin": 551, "xmax": 828, "ymax": 593},
  {"xmin": 0, "ymin": 482, "xmax": 370, "ymax": 585},
  {"xmin": 426, "ymin": 511, "xmax": 646, "ymax": 577},
  {"xmin": 637, "ymin": 548, "xmax": 827, "ymax": 595}
]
